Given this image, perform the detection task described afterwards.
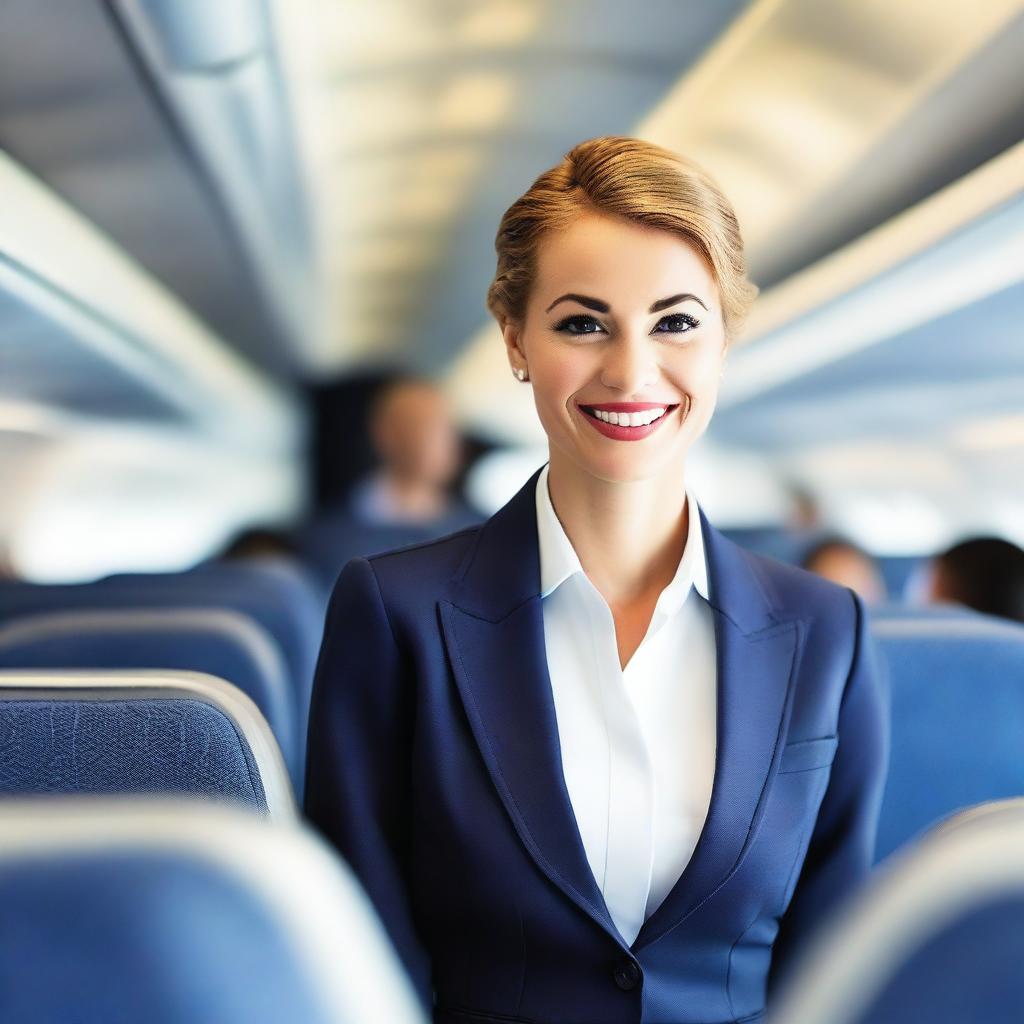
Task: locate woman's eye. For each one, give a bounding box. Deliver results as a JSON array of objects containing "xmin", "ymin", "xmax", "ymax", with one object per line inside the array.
[
  {"xmin": 653, "ymin": 312, "xmax": 700, "ymax": 334},
  {"xmin": 553, "ymin": 314, "xmax": 606, "ymax": 335}
]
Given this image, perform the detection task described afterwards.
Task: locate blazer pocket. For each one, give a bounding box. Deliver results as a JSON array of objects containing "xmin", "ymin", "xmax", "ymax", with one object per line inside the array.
[{"xmin": 778, "ymin": 735, "xmax": 838, "ymax": 774}]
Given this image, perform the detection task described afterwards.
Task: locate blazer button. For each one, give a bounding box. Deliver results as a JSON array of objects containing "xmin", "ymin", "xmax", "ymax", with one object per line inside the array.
[{"xmin": 612, "ymin": 958, "xmax": 641, "ymax": 991}]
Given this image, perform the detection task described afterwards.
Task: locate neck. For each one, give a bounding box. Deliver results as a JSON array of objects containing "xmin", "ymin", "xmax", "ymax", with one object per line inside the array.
[{"xmin": 545, "ymin": 448, "xmax": 690, "ymax": 606}]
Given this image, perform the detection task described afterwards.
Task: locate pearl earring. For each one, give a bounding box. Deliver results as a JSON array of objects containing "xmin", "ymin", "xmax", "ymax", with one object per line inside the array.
[{"xmin": 514, "ymin": 367, "xmax": 528, "ymax": 382}]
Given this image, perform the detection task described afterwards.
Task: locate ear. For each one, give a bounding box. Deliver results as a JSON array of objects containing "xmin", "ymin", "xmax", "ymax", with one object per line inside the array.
[{"xmin": 500, "ymin": 317, "xmax": 527, "ymax": 374}]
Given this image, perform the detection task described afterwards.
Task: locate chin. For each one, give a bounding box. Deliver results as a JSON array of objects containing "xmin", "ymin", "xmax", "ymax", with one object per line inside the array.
[{"xmin": 571, "ymin": 447, "xmax": 685, "ymax": 486}]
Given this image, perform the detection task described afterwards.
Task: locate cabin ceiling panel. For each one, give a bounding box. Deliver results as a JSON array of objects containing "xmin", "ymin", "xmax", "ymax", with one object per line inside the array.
[
  {"xmin": 709, "ymin": 282, "xmax": 1024, "ymax": 452},
  {"xmin": 0, "ymin": 288, "xmax": 186, "ymax": 424},
  {"xmin": 0, "ymin": 0, "xmax": 290, "ymax": 375},
  {"xmin": 296, "ymin": 0, "xmax": 750, "ymax": 372}
]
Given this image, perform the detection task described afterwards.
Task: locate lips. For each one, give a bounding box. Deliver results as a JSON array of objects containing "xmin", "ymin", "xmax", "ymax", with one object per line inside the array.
[{"xmin": 576, "ymin": 401, "xmax": 681, "ymax": 441}]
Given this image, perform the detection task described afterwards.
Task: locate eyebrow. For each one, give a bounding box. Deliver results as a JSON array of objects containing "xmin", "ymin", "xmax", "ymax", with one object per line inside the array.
[
  {"xmin": 545, "ymin": 293, "xmax": 609, "ymax": 313},
  {"xmin": 544, "ymin": 292, "xmax": 708, "ymax": 314},
  {"xmin": 650, "ymin": 292, "xmax": 708, "ymax": 313}
]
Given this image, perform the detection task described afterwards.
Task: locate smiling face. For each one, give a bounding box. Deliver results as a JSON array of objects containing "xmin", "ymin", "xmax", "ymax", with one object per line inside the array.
[{"xmin": 502, "ymin": 211, "xmax": 727, "ymax": 485}]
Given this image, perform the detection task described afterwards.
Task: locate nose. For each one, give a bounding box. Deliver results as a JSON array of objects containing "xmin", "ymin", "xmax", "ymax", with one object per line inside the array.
[{"xmin": 599, "ymin": 331, "xmax": 660, "ymax": 395}]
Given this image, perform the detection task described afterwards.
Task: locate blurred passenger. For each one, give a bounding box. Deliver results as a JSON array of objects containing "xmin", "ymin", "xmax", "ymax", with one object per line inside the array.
[
  {"xmin": 802, "ymin": 536, "xmax": 888, "ymax": 605},
  {"xmin": 786, "ymin": 481, "xmax": 822, "ymax": 532},
  {"xmin": 221, "ymin": 527, "xmax": 298, "ymax": 561},
  {"xmin": 353, "ymin": 376, "xmax": 470, "ymax": 526},
  {"xmin": 926, "ymin": 537, "xmax": 1024, "ymax": 624},
  {"xmin": 299, "ymin": 376, "xmax": 482, "ymax": 587}
]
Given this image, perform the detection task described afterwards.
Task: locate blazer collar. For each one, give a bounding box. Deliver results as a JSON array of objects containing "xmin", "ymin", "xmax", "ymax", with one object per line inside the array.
[{"xmin": 451, "ymin": 464, "xmax": 778, "ymax": 635}]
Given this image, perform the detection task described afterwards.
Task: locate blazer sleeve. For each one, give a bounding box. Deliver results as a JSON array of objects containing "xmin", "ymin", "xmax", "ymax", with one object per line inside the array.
[
  {"xmin": 767, "ymin": 588, "xmax": 891, "ymax": 997},
  {"xmin": 304, "ymin": 556, "xmax": 433, "ymax": 1009}
]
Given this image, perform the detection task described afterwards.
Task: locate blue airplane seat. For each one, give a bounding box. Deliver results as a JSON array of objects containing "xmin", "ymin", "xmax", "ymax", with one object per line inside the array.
[
  {"xmin": 870, "ymin": 611, "xmax": 1024, "ymax": 861},
  {"xmin": 768, "ymin": 799, "xmax": 1024, "ymax": 1024},
  {"xmin": 852, "ymin": 894, "xmax": 1024, "ymax": 1023},
  {"xmin": 0, "ymin": 671, "xmax": 294, "ymax": 819},
  {"xmin": 0, "ymin": 608, "xmax": 299, "ymax": 785},
  {"xmin": 0, "ymin": 799, "xmax": 424, "ymax": 1024},
  {"xmin": 874, "ymin": 555, "xmax": 926, "ymax": 601},
  {"xmin": 0, "ymin": 558, "xmax": 324, "ymax": 791}
]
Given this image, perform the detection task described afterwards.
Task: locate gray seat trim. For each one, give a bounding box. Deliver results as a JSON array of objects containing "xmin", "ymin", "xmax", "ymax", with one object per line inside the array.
[{"xmin": 872, "ymin": 616, "xmax": 1024, "ymax": 640}]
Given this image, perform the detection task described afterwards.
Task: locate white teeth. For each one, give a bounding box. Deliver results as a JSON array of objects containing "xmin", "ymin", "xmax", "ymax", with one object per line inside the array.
[{"xmin": 591, "ymin": 407, "xmax": 667, "ymax": 426}]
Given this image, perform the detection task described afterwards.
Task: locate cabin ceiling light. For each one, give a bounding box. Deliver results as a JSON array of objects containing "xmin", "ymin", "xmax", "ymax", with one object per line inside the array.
[
  {"xmin": 457, "ymin": 2, "xmax": 540, "ymax": 48},
  {"xmin": 436, "ymin": 72, "xmax": 512, "ymax": 131}
]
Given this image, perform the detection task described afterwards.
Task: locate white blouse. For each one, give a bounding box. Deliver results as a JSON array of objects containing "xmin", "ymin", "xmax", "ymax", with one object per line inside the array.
[{"xmin": 535, "ymin": 464, "xmax": 718, "ymax": 946}]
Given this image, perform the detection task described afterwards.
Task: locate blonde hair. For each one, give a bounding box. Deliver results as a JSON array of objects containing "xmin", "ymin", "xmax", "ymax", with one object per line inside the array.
[{"xmin": 486, "ymin": 136, "xmax": 758, "ymax": 342}]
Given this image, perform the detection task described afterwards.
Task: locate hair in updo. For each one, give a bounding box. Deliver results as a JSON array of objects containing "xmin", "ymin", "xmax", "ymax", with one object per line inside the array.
[{"xmin": 486, "ymin": 136, "xmax": 758, "ymax": 342}]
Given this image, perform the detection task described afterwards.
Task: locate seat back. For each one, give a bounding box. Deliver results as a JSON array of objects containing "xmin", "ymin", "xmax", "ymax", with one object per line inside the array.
[
  {"xmin": 0, "ymin": 798, "xmax": 425, "ymax": 1024},
  {"xmin": 0, "ymin": 561, "xmax": 325, "ymax": 791},
  {"xmin": 871, "ymin": 612, "xmax": 1024, "ymax": 861},
  {"xmin": 769, "ymin": 799, "xmax": 1024, "ymax": 1024},
  {"xmin": 0, "ymin": 671, "xmax": 293, "ymax": 819},
  {"xmin": 0, "ymin": 608, "xmax": 298, "ymax": 782}
]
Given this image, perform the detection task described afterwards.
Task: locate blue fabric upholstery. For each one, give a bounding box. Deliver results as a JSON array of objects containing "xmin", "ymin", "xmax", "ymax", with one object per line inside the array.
[
  {"xmin": 872, "ymin": 613, "xmax": 1024, "ymax": 861},
  {"xmin": 0, "ymin": 699, "xmax": 266, "ymax": 808},
  {"xmin": 0, "ymin": 558, "xmax": 322, "ymax": 790},
  {"xmin": 874, "ymin": 556, "xmax": 925, "ymax": 601},
  {"xmin": 852, "ymin": 894, "xmax": 1024, "ymax": 1024},
  {"xmin": 0, "ymin": 614, "xmax": 296, "ymax": 782},
  {"xmin": 0, "ymin": 852, "xmax": 328, "ymax": 1024}
]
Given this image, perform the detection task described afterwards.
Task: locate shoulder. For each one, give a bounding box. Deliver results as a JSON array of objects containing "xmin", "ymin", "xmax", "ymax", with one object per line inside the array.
[
  {"xmin": 738, "ymin": 543, "xmax": 860, "ymax": 636},
  {"xmin": 325, "ymin": 524, "xmax": 483, "ymax": 625},
  {"xmin": 364, "ymin": 524, "xmax": 482, "ymax": 591}
]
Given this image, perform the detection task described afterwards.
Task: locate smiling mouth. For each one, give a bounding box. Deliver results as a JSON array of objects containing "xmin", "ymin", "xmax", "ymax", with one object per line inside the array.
[{"xmin": 578, "ymin": 403, "xmax": 680, "ymax": 427}]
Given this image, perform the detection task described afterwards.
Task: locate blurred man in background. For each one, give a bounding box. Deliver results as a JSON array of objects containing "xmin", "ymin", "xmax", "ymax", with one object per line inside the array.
[
  {"xmin": 802, "ymin": 536, "xmax": 889, "ymax": 605},
  {"xmin": 298, "ymin": 376, "xmax": 482, "ymax": 589}
]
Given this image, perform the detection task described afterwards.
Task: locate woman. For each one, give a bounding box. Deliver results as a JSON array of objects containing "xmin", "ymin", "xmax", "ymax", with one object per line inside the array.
[{"xmin": 305, "ymin": 137, "xmax": 889, "ymax": 1024}]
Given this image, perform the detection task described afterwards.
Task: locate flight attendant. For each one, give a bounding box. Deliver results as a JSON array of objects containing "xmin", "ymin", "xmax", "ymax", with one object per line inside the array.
[{"xmin": 305, "ymin": 136, "xmax": 889, "ymax": 1024}]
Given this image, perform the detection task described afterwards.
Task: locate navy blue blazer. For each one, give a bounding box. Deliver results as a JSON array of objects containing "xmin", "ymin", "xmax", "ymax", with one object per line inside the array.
[{"xmin": 305, "ymin": 467, "xmax": 890, "ymax": 1024}]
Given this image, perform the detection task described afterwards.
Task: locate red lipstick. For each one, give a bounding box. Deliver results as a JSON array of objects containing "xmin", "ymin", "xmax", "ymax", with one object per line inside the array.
[{"xmin": 575, "ymin": 401, "xmax": 679, "ymax": 442}]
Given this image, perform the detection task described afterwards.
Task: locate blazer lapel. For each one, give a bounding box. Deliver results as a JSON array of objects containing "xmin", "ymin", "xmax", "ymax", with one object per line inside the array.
[
  {"xmin": 632, "ymin": 512, "xmax": 805, "ymax": 950},
  {"xmin": 439, "ymin": 468, "xmax": 623, "ymax": 945}
]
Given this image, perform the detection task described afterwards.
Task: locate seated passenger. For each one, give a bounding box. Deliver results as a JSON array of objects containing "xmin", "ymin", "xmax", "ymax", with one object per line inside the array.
[
  {"xmin": 802, "ymin": 536, "xmax": 888, "ymax": 605},
  {"xmin": 926, "ymin": 536, "xmax": 1024, "ymax": 624},
  {"xmin": 299, "ymin": 376, "xmax": 482, "ymax": 587},
  {"xmin": 220, "ymin": 528, "xmax": 299, "ymax": 562}
]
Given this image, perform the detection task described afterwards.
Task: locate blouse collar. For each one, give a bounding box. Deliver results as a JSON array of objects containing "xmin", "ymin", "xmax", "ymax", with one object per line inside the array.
[{"xmin": 534, "ymin": 462, "xmax": 710, "ymax": 613}]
